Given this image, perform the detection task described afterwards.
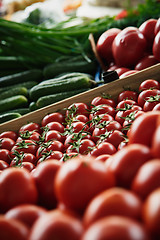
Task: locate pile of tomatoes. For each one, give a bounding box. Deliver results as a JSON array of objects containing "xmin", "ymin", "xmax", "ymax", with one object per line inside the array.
[
  {"xmin": 0, "ymin": 78, "xmax": 160, "ymax": 240},
  {"xmin": 96, "ymin": 18, "xmax": 160, "ymax": 78}
]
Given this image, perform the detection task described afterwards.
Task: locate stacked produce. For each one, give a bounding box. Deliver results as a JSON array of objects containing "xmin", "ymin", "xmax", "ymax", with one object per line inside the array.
[{"xmin": 0, "ymin": 78, "xmax": 160, "ymax": 239}]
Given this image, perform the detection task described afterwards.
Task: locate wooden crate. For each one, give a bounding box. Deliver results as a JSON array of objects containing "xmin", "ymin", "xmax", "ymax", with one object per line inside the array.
[{"xmin": 0, "ymin": 63, "xmax": 160, "ymax": 133}]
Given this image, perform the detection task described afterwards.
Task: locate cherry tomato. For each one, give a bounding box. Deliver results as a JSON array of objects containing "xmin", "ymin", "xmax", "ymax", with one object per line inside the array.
[
  {"xmin": 96, "ymin": 28, "xmax": 121, "ymax": 63},
  {"xmin": 108, "ymin": 144, "xmax": 152, "ymax": 188},
  {"xmin": 153, "ymin": 31, "xmax": 160, "ymax": 61},
  {"xmin": 112, "ymin": 27, "xmax": 147, "ymax": 67},
  {"xmin": 115, "ymin": 67, "xmax": 130, "ymax": 77},
  {"xmin": 20, "ymin": 162, "xmax": 35, "ymax": 172},
  {"xmin": 143, "ymin": 97, "xmax": 160, "ymax": 112},
  {"xmin": 37, "ymin": 151, "xmax": 63, "ymax": 164},
  {"xmin": 138, "ymin": 89, "xmax": 160, "ymax": 107},
  {"xmin": 37, "ymin": 140, "xmax": 64, "ymax": 159},
  {"xmin": 0, "ymin": 216, "xmax": 29, "ymax": 240},
  {"xmin": 117, "ymin": 90, "xmax": 138, "ymax": 102},
  {"xmin": 45, "ymin": 130, "xmax": 65, "ymax": 143},
  {"xmin": 89, "ymin": 104, "xmax": 116, "ymax": 119},
  {"xmin": 64, "ymin": 132, "xmax": 92, "ymax": 149},
  {"xmin": 29, "ymin": 209, "xmax": 83, "ymax": 240},
  {"xmin": 90, "ymin": 142, "xmax": 117, "ymax": 157},
  {"xmin": 68, "ymin": 121, "xmax": 89, "ymax": 133},
  {"xmin": 0, "ymin": 149, "xmax": 11, "ymax": 164},
  {"xmin": 17, "ymin": 131, "xmax": 41, "ymax": 143},
  {"xmin": 154, "ymin": 17, "xmax": 160, "ymax": 35},
  {"xmin": 139, "ymin": 79, "xmax": 160, "ymax": 91},
  {"xmin": 119, "ymin": 70, "xmax": 139, "ymax": 78},
  {"xmin": 0, "ymin": 160, "xmax": 9, "ymax": 170},
  {"xmin": 11, "ymin": 140, "xmax": 38, "ymax": 158},
  {"xmin": 46, "ymin": 121, "xmax": 64, "ymax": 133},
  {"xmin": 116, "ymin": 99, "xmax": 137, "ymax": 109},
  {"xmin": 0, "ymin": 137, "xmax": 15, "ymax": 151},
  {"xmin": 66, "ymin": 102, "xmax": 90, "ymax": 117},
  {"xmin": 81, "ymin": 216, "xmax": 149, "ymax": 240},
  {"xmin": 151, "ymin": 124, "xmax": 160, "ymax": 158},
  {"xmin": 31, "ymin": 160, "xmax": 61, "ymax": 209},
  {"xmin": 83, "ymin": 187, "xmax": 142, "ymax": 228},
  {"xmin": 41, "ymin": 112, "xmax": 65, "ymax": 126},
  {"xmin": 19, "ymin": 122, "xmax": 41, "ymax": 134},
  {"xmin": 66, "ymin": 139, "xmax": 95, "ymax": 155},
  {"xmin": 91, "ymin": 96, "xmax": 116, "ymax": 108},
  {"xmin": 95, "ymin": 154, "xmax": 111, "ymax": 162},
  {"xmin": 105, "ymin": 130, "xmax": 124, "ymax": 148},
  {"xmin": 0, "ymin": 131, "xmax": 18, "ymax": 141},
  {"xmin": 153, "ymin": 102, "xmax": 160, "ymax": 110},
  {"xmin": 0, "ymin": 168, "xmax": 38, "ymax": 212},
  {"xmin": 135, "ymin": 55, "xmax": 158, "ymax": 71},
  {"xmin": 74, "ymin": 114, "xmax": 89, "ymax": 123},
  {"xmin": 10, "ymin": 153, "xmax": 37, "ymax": 167},
  {"xmin": 54, "ymin": 156, "xmax": 115, "ymax": 213},
  {"xmin": 131, "ymin": 159, "xmax": 160, "ymax": 199}
]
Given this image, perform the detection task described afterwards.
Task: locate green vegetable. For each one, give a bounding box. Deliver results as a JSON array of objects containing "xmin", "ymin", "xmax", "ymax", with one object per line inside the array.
[
  {"xmin": 0, "ymin": 81, "xmax": 37, "ymax": 94},
  {"xmin": 0, "ymin": 112, "xmax": 21, "ymax": 124},
  {"xmin": 2, "ymin": 108, "xmax": 30, "ymax": 115},
  {"xmin": 29, "ymin": 102, "xmax": 39, "ymax": 111},
  {"xmin": 0, "ymin": 95, "xmax": 28, "ymax": 113},
  {"xmin": 0, "ymin": 56, "xmax": 27, "ymax": 70},
  {"xmin": 0, "ymin": 87, "xmax": 28, "ymax": 100}
]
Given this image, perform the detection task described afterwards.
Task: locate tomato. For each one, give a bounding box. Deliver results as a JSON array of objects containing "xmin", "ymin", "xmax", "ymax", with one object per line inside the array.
[
  {"xmin": 0, "ymin": 148, "xmax": 11, "ymax": 163},
  {"xmin": 37, "ymin": 151, "xmax": 63, "ymax": 164},
  {"xmin": 135, "ymin": 55, "xmax": 158, "ymax": 71},
  {"xmin": 91, "ymin": 96, "xmax": 116, "ymax": 108},
  {"xmin": 138, "ymin": 89, "xmax": 160, "ymax": 107},
  {"xmin": 89, "ymin": 114, "xmax": 114, "ymax": 132},
  {"xmin": 10, "ymin": 153, "xmax": 37, "ymax": 167},
  {"xmin": 31, "ymin": 160, "xmax": 61, "ymax": 209},
  {"xmin": 0, "ymin": 131, "xmax": 18, "ymax": 141},
  {"xmin": 142, "ymin": 188, "xmax": 160, "ymax": 237},
  {"xmin": 143, "ymin": 97, "xmax": 160, "ymax": 112},
  {"xmin": 20, "ymin": 162, "xmax": 35, "ymax": 172},
  {"xmin": 117, "ymin": 90, "xmax": 138, "ymax": 102},
  {"xmin": 46, "ymin": 121, "xmax": 64, "ymax": 133},
  {"xmin": 139, "ymin": 79, "xmax": 160, "ymax": 91},
  {"xmin": 128, "ymin": 111, "xmax": 160, "ymax": 146},
  {"xmin": 19, "ymin": 122, "xmax": 41, "ymax": 134},
  {"xmin": 90, "ymin": 142, "xmax": 117, "ymax": 157},
  {"xmin": 108, "ymin": 144, "xmax": 152, "ymax": 188},
  {"xmin": 0, "ymin": 160, "xmax": 9, "ymax": 170},
  {"xmin": 81, "ymin": 216, "xmax": 149, "ymax": 240},
  {"xmin": 11, "ymin": 140, "xmax": 38, "ymax": 158},
  {"xmin": 154, "ymin": 17, "xmax": 160, "ymax": 35},
  {"xmin": 83, "ymin": 187, "xmax": 142, "ymax": 228},
  {"xmin": 112, "ymin": 27, "xmax": 147, "ymax": 67},
  {"xmin": 153, "ymin": 31, "xmax": 160, "ymax": 61},
  {"xmin": 64, "ymin": 132, "xmax": 92, "ymax": 149},
  {"xmin": 131, "ymin": 159, "xmax": 160, "ymax": 199},
  {"xmin": 0, "ymin": 216, "xmax": 29, "ymax": 240},
  {"xmin": 0, "ymin": 137, "xmax": 15, "ymax": 151},
  {"xmin": 66, "ymin": 139, "xmax": 95, "ymax": 155},
  {"xmin": 116, "ymin": 99, "xmax": 137, "ymax": 109},
  {"xmin": 139, "ymin": 19, "xmax": 157, "ymax": 49},
  {"xmin": 153, "ymin": 102, "xmax": 160, "ymax": 110},
  {"xmin": 29, "ymin": 209, "xmax": 83, "ymax": 240},
  {"xmin": 54, "ymin": 156, "xmax": 115, "ymax": 213},
  {"xmin": 0, "ymin": 168, "xmax": 37, "ymax": 212},
  {"xmin": 89, "ymin": 104, "xmax": 116, "ymax": 119},
  {"xmin": 17, "ymin": 131, "xmax": 41, "ymax": 143},
  {"xmin": 45, "ymin": 130, "xmax": 65, "ymax": 143},
  {"xmin": 68, "ymin": 121, "xmax": 89, "ymax": 133},
  {"xmin": 74, "ymin": 114, "xmax": 89, "ymax": 123},
  {"xmin": 96, "ymin": 28, "xmax": 121, "ymax": 63},
  {"xmin": 5, "ymin": 204, "xmax": 47, "ymax": 228},
  {"xmin": 105, "ymin": 130, "xmax": 124, "ymax": 149},
  {"xmin": 95, "ymin": 154, "xmax": 110, "ymax": 162},
  {"xmin": 41, "ymin": 112, "xmax": 65, "ymax": 126},
  {"xmin": 66, "ymin": 102, "xmax": 90, "ymax": 117},
  {"xmin": 115, "ymin": 67, "xmax": 130, "ymax": 77},
  {"xmin": 119, "ymin": 70, "xmax": 139, "ymax": 78},
  {"xmin": 151, "ymin": 124, "xmax": 160, "ymax": 158}
]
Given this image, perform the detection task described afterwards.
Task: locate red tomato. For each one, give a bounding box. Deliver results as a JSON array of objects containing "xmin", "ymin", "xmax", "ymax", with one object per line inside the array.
[
  {"xmin": 68, "ymin": 121, "xmax": 89, "ymax": 133},
  {"xmin": 112, "ymin": 27, "xmax": 147, "ymax": 67},
  {"xmin": 139, "ymin": 79, "xmax": 160, "ymax": 91},
  {"xmin": 29, "ymin": 209, "xmax": 83, "ymax": 240},
  {"xmin": 74, "ymin": 114, "xmax": 89, "ymax": 123},
  {"xmin": 154, "ymin": 17, "xmax": 160, "ymax": 35},
  {"xmin": 37, "ymin": 140, "xmax": 64, "ymax": 159},
  {"xmin": 0, "ymin": 216, "xmax": 29, "ymax": 240},
  {"xmin": 0, "ymin": 160, "xmax": 9, "ymax": 170},
  {"xmin": 139, "ymin": 19, "xmax": 157, "ymax": 49},
  {"xmin": 89, "ymin": 104, "xmax": 116, "ymax": 119},
  {"xmin": 45, "ymin": 130, "xmax": 65, "ymax": 143},
  {"xmin": 153, "ymin": 31, "xmax": 160, "ymax": 61},
  {"xmin": 11, "ymin": 140, "xmax": 38, "ymax": 158},
  {"xmin": 17, "ymin": 131, "xmax": 41, "ymax": 143},
  {"xmin": 5, "ymin": 204, "xmax": 47, "ymax": 228},
  {"xmin": 0, "ymin": 131, "xmax": 18, "ymax": 141},
  {"xmin": 96, "ymin": 28, "xmax": 121, "ymax": 63},
  {"xmin": 108, "ymin": 144, "xmax": 152, "ymax": 188},
  {"xmin": 0, "ymin": 149, "xmax": 11, "ymax": 164},
  {"xmin": 66, "ymin": 102, "xmax": 90, "ymax": 117},
  {"xmin": 131, "ymin": 159, "xmax": 160, "ymax": 199},
  {"xmin": 46, "ymin": 121, "xmax": 64, "ymax": 133},
  {"xmin": 0, "ymin": 168, "xmax": 37, "ymax": 212},
  {"xmin": 115, "ymin": 67, "xmax": 130, "ymax": 76},
  {"xmin": 64, "ymin": 133, "xmax": 92, "ymax": 149},
  {"xmin": 135, "ymin": 55, "xmax": 158, "ymax": 71},
  {"xmin": 54, "ymin": 156, "xmax": 115, "ymax": 213},
  {"xmin": 0, "ymin": 137, "xmax": 15, "ymax": 151},
  {"xmin": 117, "ymin": 90, "xmax": 138, "ymax": 102},
  {"xmin": 37, "ymin": 151, "xmax": 63, "ymax": 164},
  {"xmin": 81, "ymin": 216, "xmax": 149, "ymax": 240},
  {"xmin": 90, "ymin": 142, "xmax": 117, "ymax": 157},
  {"xmin": 116, "ymin": 99, "xmax": 137, "ymax": 109},
  {"xmin": 66, "ymin": 139, "xmax": 95, "ymax": 155},
  {"xmin": 95, "ymin": 154, "xmax": 110, "ymax": 162},
  {"xmin": 19, "ymin": 122, "xmax": 41, "ymax": 134},
  {"xmin": 153, "ymin": 102, "xmax": 160, "ymax": 110},
  {"xmin": 151, "ymin": 124, "xmax": 160, "ymax": 158},
  {"xmin": 105, "ymin": 130, "xmax": 124, "ymax": 148},
  {"xmin": 89, "ymin": 114, "xmax": 114, "ymax": 132},
  {"xmin": 142, "ymin": 188, "xmax": 160, "ymax": 237},
  {"xmin": 138, "ymin": 89, "xmax": 160, "ymax": 107},
  {"xmin": 91, "ymin": 96, "xmax": 116, "ymax": 108},
  {"xmin": 10, "ymin": 153, "xmax": 37, "ymax": 166},
  {"xmin": 83, "ymin": 187, "xmax": 142, "ymax": 228},
  {"xmin": 128, "ymin": 111, "xmax": 160, "ymax": 146},
  {"xmin": 20, "ymin": 162, "xmax": 35, "ymax": 172},
  {"xmin": 143, "ymin": 97, "xmax": 160, "ymax": 112},
  {"xmin": 31, "ymin": 160, "xmax": 61, "ymax": 209},
  {"xmin": 41, "ymin": 112, "xmax": 65, "ymax": 126},
  {"xmin": 119, "ymin": 70, "xmax": 139, "ymax": 78}
]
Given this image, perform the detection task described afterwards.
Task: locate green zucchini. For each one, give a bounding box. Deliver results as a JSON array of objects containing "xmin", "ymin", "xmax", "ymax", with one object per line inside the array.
[
  {"xmin": 0, "ymin": 81, "xmax": 37, "ymax": 94},
  {"xmin": 29, "ymin": 75, "xmax": 94, "ymax": 101},
  {"xmin": 2, "ymin": 108, "xmax": 30, "ymax": 115},
  {"xmin": 0, "ymin": 69, "xmax": 43, "ymax": 87},
  {"xmin": 0, "ymin": 87, "xmax": 28, "ymax": 100},
  {"xmin": 0, "ymin": 95, "xmax": 28, "ymax": 113},
  {"xmin": 0, "ymin": 112, "xmax": 21, "ymax": 124},
  {"xmin": 36, "ymin": 88, "xmax": 90, "ymax": 108},
  {"xmin": 0, "ymin": 56, "xmax": 27, "ymax": 70}
]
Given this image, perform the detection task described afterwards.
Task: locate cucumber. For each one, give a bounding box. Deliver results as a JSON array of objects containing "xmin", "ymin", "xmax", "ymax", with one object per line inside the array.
[
  {"xmin": 0, "ymin": 87, "xmax": 28, "ymax": 100},
  {"xmin": 0, "ymin": 81, "xmax": 37, "ymax": 94},
  {"xmin": 0, "ymin": 70, "xmax": 25, "ymax": 78},
  {"xmin": 2, "ymin": 108, "xmax": 30, "ymax": 115},
  {"xmin": 43, "ymin": 59, "xmax": 97, "ymax": 79},
  {"xmin": 0, "ymin": 69, "xmax": 43, "ymax": 87},
  {"xmin": 36, "ymin": 88, "xmax": 90, "ymax": 108},
  {"xmin": 29, "ymin": 75, "xmax": 94, "ymax": 101},
  {"xmin": 29, "ymin": 102, "xmax": 39, "ymax": 111},
  {"xmin": 0, "ymin": 56, "xmax": 27, "ymax": 70},
  {"xmin": 0, "ymin": 112, "xmax": 21, "ymax": 124},
  {"xmin": 0, "ymin": 95, "xmax": 28, "ymax": 113}
]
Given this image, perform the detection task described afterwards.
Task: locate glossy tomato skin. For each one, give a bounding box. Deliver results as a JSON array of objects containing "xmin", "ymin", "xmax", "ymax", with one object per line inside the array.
[
  {"xmin": 89, "ymin": 104, "xmax": 116, "ymax": 119},
  {"xmin": 154, "ymin": 17, "xmax": 160, "ymax": 35},
  {"xmin": 0, "ymin": 131, "xmax": 18, "ymax": 141},
  {"xmin": 0, "ymin": 168, "xmax": 38, "ymax": 213},
  {"xmin": 0, "ymin": 149, "xmax": 11, "ymax": 164},
  {"xmin": 0, "ymin": 137, "xmax": 15, "ymax": 151},
  {"xmin": 29, "ymin": 209, "xmax": 83, "ymax": 240},
  {"xmin": 45, "ymin": 130, "xmax": 65, "ymax": 143},
  {"xmin": 117, "ymin": 90, "xmax": 138, "ymax": 102},
  {"xmin": 81, "ymin": 216, "xmax": 150, "ymax": 240},
  {"xmin": 131, "ymin": 159, "xmax": 160, "ymax": 199},
  {"xmin": 108, "ymin": 144, "xmax": 152, "ymax": 188},
  {"xmin": 115, "ymin": 67, "xmax": 130, "ymax": 76},
  {"xmin": 46, "ymin": 121, "xmax": 64, "ymax": 133},
  {"xmin": 112, "ymin": 27, "xmax": 147, "ymax": 67},
  {"xmin": 66, "ymin": 102, "xmax": 90, "ymax": 117},
  {"xmin": 66, "ymin": 139, "xmax": 95, "ymax": 155},
  {"xmin": 91, "ymin": 96, "xmax": 116, "ymax": 108},
  {"xmin": 119, "ymin": 70, "xmax": 139, "ymax": 78},
  {"xmin": 151, "ymin": 124, "xmax": 160, "ymax": 158},
  {"xmin": 83, "ymin": 187, "xmax": 142, "ymax": 228},
  {"xmin": 17, "ymin": 131, "xmax": 41, "ymax": 143},
  {"xmin": 0, "ymin": 216, "xmax": 29, "ymax": 240},
  {"xmin": 10, "ymin": 153, "xmax": 37, "ymax": 167},
  {"xmin": 153, "ymin": 31, "xmax": 160, "ymax": 61},
  {"xmin": 142, "ymin": 188, "xmax": 160, "ymax": 237},
  {"xmin": 90, "ymin": 142, "xmax": 117, "ymax": 157},
  {"xmin": 138, "ymin": 89, "xmax": 160, "ymax": 107},
  {"xmin": 10, "ymin": 140, "xmax": 38, "ymax": 158},
  {"xmin": 74, "ymin": 114, "xmax": 89, "ymax": 123},
  {"xmin": 139, "ymin": 79, "xmax": 160, "ymax": 91},
  {"xmin": 5, "ymin": 204, "xmax": 47, "ymax": 228},
  {"xmin": 143, "ymin": 99, "xmax": 160, "ymax": 112},
  {"xmin": 54, "ymin": 156, "xmax": 115, "ymax": 213},
  {"xmin": 0, "ymin": 160, "xmax": 9, "ymax": 170},
  {"xmin": 96, "ymin": 28, "xmax": 121, "ymax": 63},
  {"xmin": 20, "ymin": 162, "xmax": 35, "ymax": 172},
  {"xmin": 135, "ymin": 55, "xmax": 158, "ymax": 71},
  {"xmin": 41, "ymin": 112, "xmax": 65, "ymax": 126},
  {"xmin": 19, "ymin": 122, "xmax": 41, "ymax": 134}
]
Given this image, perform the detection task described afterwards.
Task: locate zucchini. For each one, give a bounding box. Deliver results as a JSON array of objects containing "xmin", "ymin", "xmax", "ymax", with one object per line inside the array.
[
  {"xmin": 0, "ymin": 56, "xmax": 27, "ymax": 70},
  {"xmin": 0, "ymin": 69, "xmax": 43, "ymax": 87},
  {"xmin": 0, "ymin": 87, "xmax": 28, "ymax": 100},
  {"xmin": 43, "ymin": 59, "xmax": 97, "ymax": 79},
  {"xmin": 0, "ymin": 95, "xmax": 28, "ymax": 113},
  {"xmin": 0, "ymin": 112, "xmax": 21, "ymax": 124},
  {"xmin": 29, "ymin": 75, "xmax": 94, "ymax": 101},
  {"xmin": 36, "ymin": 88, "xmax": 90, "ymax": 108},
  {"xmin": 0, "ymin": 81, "xmax": 37, "ymax": 94},
  {"xmin": 2, "ymin": 108, "xmax": 30, "ymax": 115}
]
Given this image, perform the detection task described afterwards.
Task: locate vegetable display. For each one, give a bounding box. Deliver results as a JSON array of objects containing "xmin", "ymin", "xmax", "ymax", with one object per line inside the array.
[{"xmin": 0, "ymin": 78, "xmax": 160, "ymax": 239}]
